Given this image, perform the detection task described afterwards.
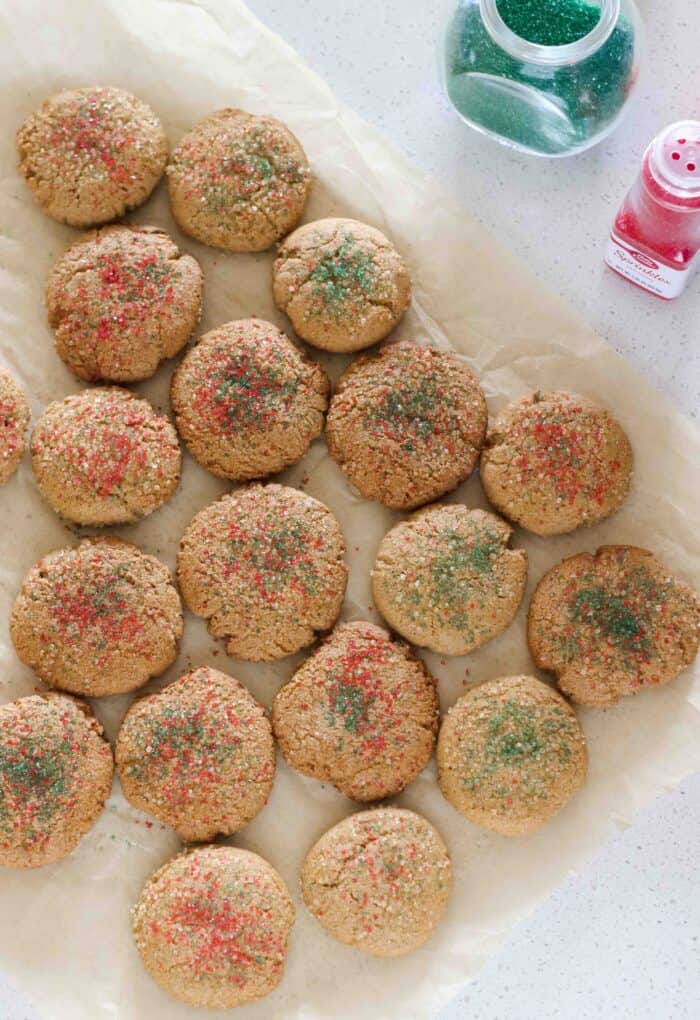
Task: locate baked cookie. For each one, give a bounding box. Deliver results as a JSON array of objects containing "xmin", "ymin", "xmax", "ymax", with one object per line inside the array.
[
  {"xmin": 372, "ymin": 505, "xmax": 527, "ymax": 656},
  {"xmin": 10, "ymin": 538, "xmax": 182, "ymax": 697},
  {"xmin": 167, "ymin": 108, "xmax": 311, "ymax": 252},
  {"xmin": 116, "ymin": 666, "xmax": 275, "ymax": 841},
  {"xmin": 31, "ymin": 386, "xmax": 181, "ymax": 526},
  {"xmin": 17, "ymin": 87, "xmax": 167, "ymax": 227},
  {"xmin": 272, "ymin": 621, "xmax": 438, "ymax": 801},
  {"xmin": 301, "ymin": 807, "xmax": 451, "ymax": 957},
  {"xmin": 0, "ymin": 369, "xmax": 30, "ymax": 486},
  {"xmin": 132, "ymin": 845, "xmax": 294, "ymax": 1008},
  {"xmin": 437, "ymin": 675, "xmax": 587, "ymax": 836},
  {"xmin": 528, "ymin": 545, "xmax": 700, "ymax": 707},
  {"xmin": 480, "ymin": 391, "xmax": 633, "ymax": 536},
  {"xmin": 272, "ymin": 217, "xmax": 411, "ymax": 353},
  {"xmin": 326, "ymin": 341, "xmax": 487, "ymax": 509},
  {"xmin": 0, "ymin": 693, "xmax": 113, "ymax": 868},
  {"xmin": 46, "ymin": 225, "xmax": 203, "ymax": 383},
  {"xmin": 177, "ymin": 484, "xmax": 347, "ymax": 661},
  {"xmin": 171, "ymin": 319, "xmax": 328, "ymax": 481}
]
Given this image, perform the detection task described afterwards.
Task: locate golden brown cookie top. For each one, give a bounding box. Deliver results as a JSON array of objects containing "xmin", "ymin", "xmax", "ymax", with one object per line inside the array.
[
  {"xmin": 437, "ymin": 676, "xmax": 587, "ymax": 836},
  {"xmin": 10, "ymin": 537, "xmax": 182, "ymax": 697},
  {"xmin": 480, "ymin": 390, "xmax": 633, "ymax": 535},
  {"xmin": 167, "ymin": 108, "xmax": 311, "ymax": 252},
  {"xmin": 301, "ymin": 807, "xmax": 451, "ymax": 957},
  {"xmin": 116, "ymin": 666, "xmax": 275, "ymax": 842},
  {"xmin": 132, "ymin": 845, "xmax": 295, "ymax": 1008},
  {"xmin": 272, "ymin": 621, "xmax": 438, "ymax": 801},
  {"xmin": 272, "ymin": 217, "xmax": 411, "ymax": 352},
  {"xmin": 177, "ymin": 483, "xmax": 347, "ymax": 661},
  {"xmin": 372, "ymin": 504, "xmax": 527, "ymax": 655},
  {"xmin": 0, "ymin": 693, "xmax": 114, "ymax": 868},
  {"xmin": 170, "ymin": 318, "xmax": 328, "ymax": 481},
  {"xmin": 0, "ymin": 368, "xmax": 30, "ymax": 487},
  {"xmin": 46, "ymin": 225, "xmax": 203, "ymax": 383},
  {"xmin": 326, "ymin": 340, "xmax": 487, "ymax": 509},
  {"xmin": 528, "ymin": 545, "xmax": 700, "ymax": 707},
  {"xmin": 30, "ymin": 386, "xmax": 181, "ymax": 526},
  {"xmin": 17, "ymin": 87, "xmax": 167, "ymax": 227}
]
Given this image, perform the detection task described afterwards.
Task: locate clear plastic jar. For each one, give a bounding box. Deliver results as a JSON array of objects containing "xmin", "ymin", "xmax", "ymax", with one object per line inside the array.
[{"xmin": 442, "ymin": 0, "xmax": 643, "ymax": 157}]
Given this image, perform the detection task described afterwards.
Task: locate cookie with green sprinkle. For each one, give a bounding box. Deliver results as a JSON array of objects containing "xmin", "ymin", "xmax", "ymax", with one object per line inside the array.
[
  {"xmin": 437, "ymin": 675, "xmax": 587, "ymax": 836},
  {"xmin": 0, "ymin": 368, "xmax": 30, "ymax": 487},
  {"xmin": 272, "ymin": 217, "xmax": 411, "ymax": 352},
  {"xmin": 0, "ymin": 693, "xmax": 114, "ymax": 868},
  {"xmin": 326, "ymin": 341, "xmax": 487, "ymax": 509},
  {"xmin": 528, "ymin": 545, "xmax": 700, "ymax": 707},
  {"xmin": 132, "ymin": 845, "xmax": 294, "ymax": 1008},
  {"xmin": 167, "ymin": 108, "xmax": 311, "ymax": 252},
  {"xmin": 17, "ymin": 87, "xmax": 167, "ymax": 228},
  {"xmin": 116, "ymin": 666, "xmax": 274, "ymax": 841},
  {"xmin": 46, "ymin": 225, "xmax": 203, "ymax": 383},
  {"xmin": 301, "ymin": 807, "xmax": 451, "ymax": 957},
  {"xmin": 481, "ymin": 391, "xmax": 633, "ymax": 536},
  {"xmin": 171, "ymin": 318, "xmax": 329, "ymax": 481},
  {"xmin": 272, "ymin": 621, "xmax": 438, "ymax": 801},
  {"xmin": 372, "ymin": 503, "xmax": 527, "ymax": 655},
  {"xmin": 177, "ymin": 483, "xmax": 347, "ymax": 661}
]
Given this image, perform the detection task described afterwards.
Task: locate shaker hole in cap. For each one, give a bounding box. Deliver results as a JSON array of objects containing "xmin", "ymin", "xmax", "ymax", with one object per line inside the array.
[
  {"xmin": 688, "ymin": 163, "xmax": 697, "ymax": 172},
  {"xmin": 672, "ymin": 152, "xmax": 681, "ymax": 160},
  {"xmin": 678, "ymin": 138, "xmax": 687, "ymax": 144}
]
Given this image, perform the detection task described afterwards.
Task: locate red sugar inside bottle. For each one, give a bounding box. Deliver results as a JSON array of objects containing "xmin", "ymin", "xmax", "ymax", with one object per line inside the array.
[{"xmin": 605, "ymin": 120, "xmax": 700, "ymax": 300}]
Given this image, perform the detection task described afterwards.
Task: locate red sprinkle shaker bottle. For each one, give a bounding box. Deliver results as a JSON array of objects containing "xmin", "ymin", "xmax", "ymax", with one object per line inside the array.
[{"xmin": 605, "ymin": 120, "xmax": 700, "ymax": 299}]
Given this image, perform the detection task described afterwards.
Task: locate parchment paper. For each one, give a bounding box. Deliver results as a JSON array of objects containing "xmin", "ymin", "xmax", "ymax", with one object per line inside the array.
[{"xmin": 0, "ymin": 1, "xmax": 698, "ymax": 1018}]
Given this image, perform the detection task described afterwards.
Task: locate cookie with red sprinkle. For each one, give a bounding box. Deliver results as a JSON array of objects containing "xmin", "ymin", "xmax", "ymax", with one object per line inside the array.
[
  {"xmin": 167, "ymin": 108, "xmax": 311, "ymax": 252},
  {"xmin": 177, "ymin": 483, "xmax": 347, "ymax": 661},
  {"xmin": 171, "ymin": 318, "xmax": 328, "ymax": 480},
  {"xmin": 132, "ymin": 845, "xmax": 294, "ymax": 1008},
  {"xmin": 0, "ymin": 693, "xmax": 114, "ymax": 868},
  {"xmin": 0, "ymin": 369, "xmax": 30, "ymax": 487},
  {"xmin": 30, "ymin": 386, "xmax": 181, "ymax": 526},
  {"xmin": 326, "ymin": 341, "xmax": 487, "ymax": 510},
  {"xmin": 528, "ymin": 545, "xmax": 700, "ymax": 707},
  {"xmin": 301, "ymin": 807, "xmax": 451, "ymax": 957},
  {"xmin": 272, "ymin": 621, "xmax": 438, "ymax": 801},
  {"xmin": 372, "ymin": 504, "xmax": 527, "ymax": 656},
  {"xmin": 116, "ymin": 666, "xmax": 275, "ymax": 841},
  {"xmin": 17, "ymin": 87, "xmax": 167, "ymax": 227},
  {"xmin": 10, "ymin": 537, "xmax": 183, "ymax": 697},
  {"xmin": 47, "ymin": 225, "xmax": 203, "ymax": 382},
  {"xmin": 437, "ymin": 675, "xmax": 587, "ymax": 836},
  {"xmin": 480, "ymin": 390, "xmax": 633, "ymax": 536},
  {"xmin": 272, "ymin": 217, "xmax": 411, "ymax": 352}
]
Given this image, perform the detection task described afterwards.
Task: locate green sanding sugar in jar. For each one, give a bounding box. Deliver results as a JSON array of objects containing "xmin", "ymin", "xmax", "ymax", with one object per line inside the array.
[{"xmin": 444, "ymin": 0, "xmax": 640, "ymax": 156}]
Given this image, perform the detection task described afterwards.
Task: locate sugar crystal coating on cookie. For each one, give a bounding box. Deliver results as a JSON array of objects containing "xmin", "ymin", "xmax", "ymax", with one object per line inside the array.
[
  {"xmin": 0, "ymin": 369, "xmax": 30, "ymax": 487},
  {"xmin": 528, "ymin": 545, "xmax": 700, "ymax": 706}
]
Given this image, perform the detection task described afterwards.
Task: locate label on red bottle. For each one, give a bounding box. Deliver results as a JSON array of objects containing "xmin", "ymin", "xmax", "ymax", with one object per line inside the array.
[{"xmin": 605, "ymin": 232, "xmax": 689, "ymax": 299}]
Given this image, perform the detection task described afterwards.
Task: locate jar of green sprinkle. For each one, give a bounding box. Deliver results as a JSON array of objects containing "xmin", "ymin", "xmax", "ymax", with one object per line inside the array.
[{"xmin": 443, "ymin": 0, "xmax": 643, "ymax": 157}]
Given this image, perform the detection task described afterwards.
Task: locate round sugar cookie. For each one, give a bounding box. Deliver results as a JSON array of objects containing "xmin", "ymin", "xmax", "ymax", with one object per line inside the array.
[{"xmin": 0, "ymin": 369, "xmax": 30, "ymax": 487}]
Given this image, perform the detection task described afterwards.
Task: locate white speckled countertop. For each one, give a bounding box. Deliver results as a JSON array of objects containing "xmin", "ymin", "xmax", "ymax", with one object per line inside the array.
[{"xmin": 1, "ymin": 1, "xmax": 698, "ymax": 1017}]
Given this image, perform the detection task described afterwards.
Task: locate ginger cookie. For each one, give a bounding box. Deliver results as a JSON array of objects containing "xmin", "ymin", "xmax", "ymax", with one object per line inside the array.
[
  {"xmin": 17, "ymin": 87, "xmax": 167, "ymax": 228},
  {"xmin": 31, "ymin": 386, "xmax": 181, "ymax": 526},
  {"xmin": 0, "ymin": 693, "xmax": 114, "ymax": 868},
  {"xmin": 480, "ymin": 391, "xmax": 633, "ymax": 536},
  {"xmin": 177, "ymin": 484, "xmax": 347, "ymax": 661},
  {"xmin": 437, "ymin": 675, "xmax": 587, "ymax": 836},
  {"xmin": 0, "ymin": 368, "xmax": 30, "ymax": 487},
  {"xmin": 272, "ymin": 217, "xmax": 411, "ymax": 353},
  {"xmin": 171, "ymin": 318, "xmax": 328, "ymax": 481},
  {"xmin": 167, "ymin": 108, "xmax": 311, "ymax": 252},
  {"xmin": 326, "ymin": 341, "xmax": 487, "ymax": 509},
  {"xmin": 132, "ymin": 845, "xmax": 294, "ymax": 1008},
  {"xmin": 528, "ymin": 545, "xmax": 700, "ymax": 707},
  {"xmin": 10, "ymin": 538, "xmax": 182, "ymax": 698},
  {"xmin": 116, "ymin": 666, "xmax": 275, "ymax": 842},
  {"xmin": 301, "ymin": 807, "xmax": 451, "ymax": 957},
  {"xmin": 372, "ymin": 504, "xmax": 527, "ymax": 656},
  {"xmin": 46, "ymin": 225, "xmax": 203, "ymax": 383},
  {"xmin": 272, "ymin": 621, "xmax": 438, "ymax": 801}
]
